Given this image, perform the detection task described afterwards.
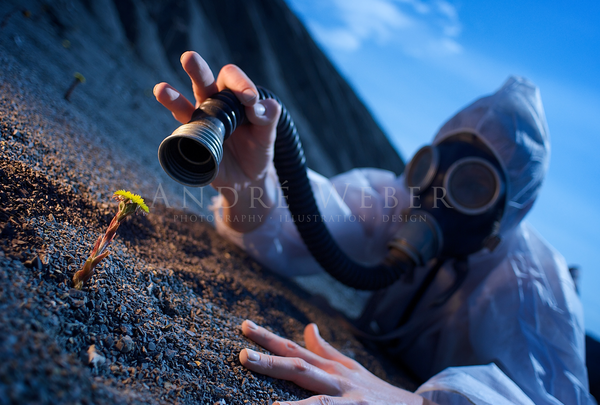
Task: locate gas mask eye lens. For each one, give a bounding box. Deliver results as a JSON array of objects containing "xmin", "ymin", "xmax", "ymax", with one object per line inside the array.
[
  {"xmin": 445, "ymin": 158, "xmax": 501, "ymax": 215},
  {"xmin": 405, "ymin": 145, "xmax": 439, "ymax": 194}
]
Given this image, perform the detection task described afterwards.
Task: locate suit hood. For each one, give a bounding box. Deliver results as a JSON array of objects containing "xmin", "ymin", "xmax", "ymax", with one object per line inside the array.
[{"xmin": 433, "ymin": 76, "xmax": 550, "ymax": 234}]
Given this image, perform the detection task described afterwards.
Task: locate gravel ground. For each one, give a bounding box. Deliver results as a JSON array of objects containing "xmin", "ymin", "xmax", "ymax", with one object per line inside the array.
[{"xmin": 0, "ymin": 13, "xmax": 413, "ymax": 405}]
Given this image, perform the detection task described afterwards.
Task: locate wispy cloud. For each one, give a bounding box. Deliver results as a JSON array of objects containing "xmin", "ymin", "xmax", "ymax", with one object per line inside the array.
[{"xmin": 288, "ymin": 0, "xmax": 462, "ymax": 57}]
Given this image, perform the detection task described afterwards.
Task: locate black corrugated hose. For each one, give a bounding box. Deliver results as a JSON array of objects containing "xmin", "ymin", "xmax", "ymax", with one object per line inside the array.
[{"xmin": 196, "ymin": 88, "xmax": 413, "ymax": 290}]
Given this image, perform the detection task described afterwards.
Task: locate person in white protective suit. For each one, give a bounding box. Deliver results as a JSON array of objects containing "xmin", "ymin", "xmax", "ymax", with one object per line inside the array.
[{"xmin": 154, "ymin": 51, "xmax": 596, "ymax": 405}]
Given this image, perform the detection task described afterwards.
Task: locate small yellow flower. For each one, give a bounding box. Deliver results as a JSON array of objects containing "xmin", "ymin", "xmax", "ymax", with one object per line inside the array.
[
  {"xmin": 74, "ymin": 72, "xmax": 86, "ymax": 83},
  {"xmin": 73, "ymin": 190, "xmax": 150, "ymax": 289},
  {"xmin": 113, "ymin": 190, "xmax": 149, "ymax": 213}
]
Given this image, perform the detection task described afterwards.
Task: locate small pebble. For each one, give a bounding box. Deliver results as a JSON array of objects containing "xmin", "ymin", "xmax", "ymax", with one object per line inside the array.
[{"xmin": 116, "ymin": 336, "xmax": 134, "ymax": 353}]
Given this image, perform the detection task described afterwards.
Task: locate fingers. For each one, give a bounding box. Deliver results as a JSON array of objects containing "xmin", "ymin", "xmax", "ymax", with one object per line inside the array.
[
  {"xmin": 241, "ymin": 320, "xmax": 340, "ymax": 372},
  {"xmin": 153, "ymin": 82, "xmax": 195, "ymax": 124},
  {"xmin": 239, "ymin": 348, "xmax": 341, "ymax": 396},
  {"xmin": 216, "ymin": 64, "xmax": 260, "ymax": 107},
  {"xmin": 162, "ymin": 51, "xmax": 280, "ymax": 127},
  {"xmin": 304, "ymin": 324, "xmax": 362, "ymax": 371},
  {"xmin": 182, "ymin": 54, "xmax": 260, "ymax": 108},
  {"xmin": 180, "ymin": 51, "xmax": 218, "ymax": 107},
  {"xmin": 275, "ymin": 396, "xmax": 356, "ymax": 405}
]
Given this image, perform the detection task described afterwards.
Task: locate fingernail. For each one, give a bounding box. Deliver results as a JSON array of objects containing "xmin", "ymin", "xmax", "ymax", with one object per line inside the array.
[
  {"xmin": 313, "ymin": 324, "xmax": 321, "ymax": 337},
  {"xmin": 164, "ymin": 87, "xmax": 180, "ymax": 101},
  {"xmin": 245, "ymin": 348, "xmax": 260, "ymax": 362},
  {"xmin": 253, "ymin": 102, "xmax": 266, "ymax": 116},
  {"xmin": 241, "ymin": 88, "xmax": 257, "ymax": 104},
  {"xmin": 246, "ymin": 320, "xmax": 258, "ymax": 330}
]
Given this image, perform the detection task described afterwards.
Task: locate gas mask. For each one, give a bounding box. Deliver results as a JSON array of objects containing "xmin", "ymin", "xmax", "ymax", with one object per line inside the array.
[{"xmin": 389, "ymin": 132, "xmax": 506, "ymax": 269}]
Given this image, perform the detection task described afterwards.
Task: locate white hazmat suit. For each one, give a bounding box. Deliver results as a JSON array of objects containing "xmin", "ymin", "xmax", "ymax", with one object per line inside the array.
[{"xmin": 211, "ymin": 77, "xmax": 596, "ymax": 404}]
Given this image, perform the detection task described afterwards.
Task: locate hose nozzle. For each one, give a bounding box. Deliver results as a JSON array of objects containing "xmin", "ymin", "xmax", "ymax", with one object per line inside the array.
[{"xmin": 158, "ymin": 90, "xmax": 246, "ymax": 187}]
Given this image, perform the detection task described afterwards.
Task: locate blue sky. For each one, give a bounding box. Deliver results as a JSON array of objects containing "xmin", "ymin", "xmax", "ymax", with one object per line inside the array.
[{"xmin": 284, "ymin": 0, "xmax": 600, "ymax": 338}]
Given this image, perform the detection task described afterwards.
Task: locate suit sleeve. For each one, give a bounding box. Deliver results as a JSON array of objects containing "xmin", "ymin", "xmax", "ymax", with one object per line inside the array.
[{"xmin": 210, "ymin": 167, "xmax": 408, "ymax": 277}]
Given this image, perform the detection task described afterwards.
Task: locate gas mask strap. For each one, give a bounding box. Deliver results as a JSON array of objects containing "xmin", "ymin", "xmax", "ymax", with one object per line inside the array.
[
  {"xmin": 395, "ymin": 258, "xmax": 445, "ymax": 328},
  {"xmin": 431, "ymin": 258, "xmax": 469, "ymax": 308}
]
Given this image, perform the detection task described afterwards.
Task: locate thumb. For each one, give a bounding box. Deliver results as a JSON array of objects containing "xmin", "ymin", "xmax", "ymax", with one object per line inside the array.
[
  {"xmin": 243, "ymin": 99, "xmax": 281, "ymax": 149},
  {"xmin": 245, "ymin": 99, "xmax": 281, "ymax": 127}
]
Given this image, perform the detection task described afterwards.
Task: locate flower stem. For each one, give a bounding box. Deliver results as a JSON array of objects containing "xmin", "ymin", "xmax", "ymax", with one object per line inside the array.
[{"xmin": 72, "ymin": 191, "xmax": 148, "ymax": 289}]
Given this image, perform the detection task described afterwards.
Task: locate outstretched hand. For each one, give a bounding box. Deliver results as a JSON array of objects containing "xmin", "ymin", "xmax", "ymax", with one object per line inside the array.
[
  {"xmin": 239, "ymin": 320, "xmax": 435, "ymax": 405},
  {"xmin": 154, "ymin": 52, "xmax": 281, "ymax": 231}
]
